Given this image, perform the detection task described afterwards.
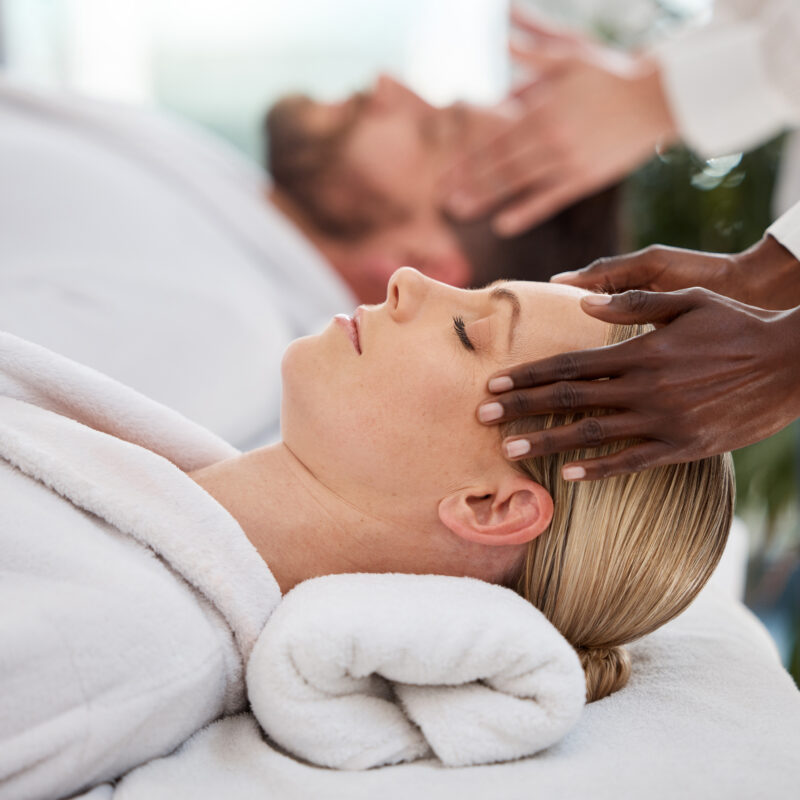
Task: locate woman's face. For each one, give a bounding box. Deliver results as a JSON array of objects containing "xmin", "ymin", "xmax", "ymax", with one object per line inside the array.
[{"xmin": 281, "ymin": 268, "xmax": 608, "ymax": 528}]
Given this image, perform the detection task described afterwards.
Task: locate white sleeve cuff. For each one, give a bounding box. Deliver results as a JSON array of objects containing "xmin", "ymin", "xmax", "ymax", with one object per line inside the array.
[
  {"xmin": 651, "ymin": 21, "xmax": 799, "ymax": 158},
  {"xmin": 767, "ymin": 201, "xmax": 800, "ymax": 261}
]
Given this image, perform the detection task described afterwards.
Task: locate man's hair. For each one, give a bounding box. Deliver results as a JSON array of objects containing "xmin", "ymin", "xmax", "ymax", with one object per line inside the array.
[
  {"xmin": 504, "ymin": 322, "xmax": 734, "ymax": 703},
  {"xmin": 451, "ymin": 184, "xmax": 622, "ymax": 286}
]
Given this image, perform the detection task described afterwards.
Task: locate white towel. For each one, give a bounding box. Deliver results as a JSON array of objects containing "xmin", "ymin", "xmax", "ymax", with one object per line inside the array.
[{"xmin": 246, "ymin": 573, "xmax": 586, "ymax": 770}]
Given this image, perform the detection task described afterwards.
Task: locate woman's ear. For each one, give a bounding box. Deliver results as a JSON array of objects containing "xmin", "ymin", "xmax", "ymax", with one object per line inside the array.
[{"xmin": 437, "ymin": 474, "xmax": 553, "ymax": 546}]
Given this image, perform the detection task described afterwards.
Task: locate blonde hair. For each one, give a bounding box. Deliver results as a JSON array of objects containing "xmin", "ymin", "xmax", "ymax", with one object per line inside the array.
[{"xmin": 503, "ymin": 322, "xmax": 735, "ymax": 703}]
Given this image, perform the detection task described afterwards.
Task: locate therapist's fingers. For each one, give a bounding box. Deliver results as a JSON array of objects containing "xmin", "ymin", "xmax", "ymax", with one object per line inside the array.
[
  {"xmin": 550, "ymin": 244, "xmax": 771, "ymax": 308},
  {"xmin": 575, "ymin": 287, "xmax": 707, "ymax": 327},
  {"xmin": 491, "ymin": 180, "xmax": 583, "ymax": 236},
  {"xmin": 550, "ymin": 249, "xmax": 667, "ymax": 292},
  {"xmin": 442, "ymin": 98, "xmax": 565, "ymax": 219},
  {"xmin": 557, "ymin": 442, "xmax": 676, "ymax": 481},
  {"xmin": 479, "ymin": 287, "xmax": 800, "ymax": 477},
  {"xmin": 484, "ymin": 291, "xmax": 702, "ymax": 394},
  {"xmin": 479, "ymin": 375, "xmax": 639, "ymax": 424},
  {"xmin": 500, "ymin": 411, "xmax": 642, "ymax": 460},
  {"xmin": 486, "ymin": 338, "xmax": 641, "ymax": 398},
  {"xmin": 484, "ymin": 290, "xmax": 704, "ymax": 396},
  {"xmin": 450, "ymin": 146, "xmax": 565, "ymax": 220}
]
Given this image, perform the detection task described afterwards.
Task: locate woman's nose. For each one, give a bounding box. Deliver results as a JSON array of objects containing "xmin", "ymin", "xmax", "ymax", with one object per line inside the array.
[{"xmin": 386, "ymin": 267, "xmax": 428, "ymax": 323}]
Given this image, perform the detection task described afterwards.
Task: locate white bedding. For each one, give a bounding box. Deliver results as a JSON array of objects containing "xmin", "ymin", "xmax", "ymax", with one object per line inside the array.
[
  {"xmin": 0, "ymin": 76, "xmax": 356, "ymax": 449},
  {"xmin": 2, "ymin": 330, "xmax": 798, "ymax": 799},
  {"xmin": 110, "ymin": 583, "xmax": 800, "ymax": 800}
]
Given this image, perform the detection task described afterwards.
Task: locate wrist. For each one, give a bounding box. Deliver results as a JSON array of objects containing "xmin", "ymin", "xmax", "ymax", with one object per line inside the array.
[
  {"xmin": 734, "ymin": 235, "xmax": 800, "ymax": 310},
  {"xmin": 778, "ymin": 306, "xmax": 800, "ymax": 415}
]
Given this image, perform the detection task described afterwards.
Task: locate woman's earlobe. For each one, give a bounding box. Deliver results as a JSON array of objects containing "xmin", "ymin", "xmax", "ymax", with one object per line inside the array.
[{"xmin": 438, "ymin": 477, "xmax": 553, "ymax": 547}]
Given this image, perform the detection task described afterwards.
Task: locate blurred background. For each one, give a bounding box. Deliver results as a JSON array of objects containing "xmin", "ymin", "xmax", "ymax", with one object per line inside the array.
[{"xmin": 1, "ymin": 0, "xmax": 797, "ymax": 683}]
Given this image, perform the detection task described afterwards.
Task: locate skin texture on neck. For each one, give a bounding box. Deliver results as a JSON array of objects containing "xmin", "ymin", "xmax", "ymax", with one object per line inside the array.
[
  {"xmin": 187, "ymin": 442, "xmax": 519, "ymax": 594},
  {"xmin": 188, "ymin": 443, "xmax": 378, "ymax": 594}
]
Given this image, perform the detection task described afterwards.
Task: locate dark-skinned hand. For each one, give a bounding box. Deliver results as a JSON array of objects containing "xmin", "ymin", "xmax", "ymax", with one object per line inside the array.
[
  {"xmin": 478, "ymin": 287, "xmax": 800, "ymax": 480},
  {"xmin": 549, "ymin": 234, "xmax": 800, "ymax": 310}
]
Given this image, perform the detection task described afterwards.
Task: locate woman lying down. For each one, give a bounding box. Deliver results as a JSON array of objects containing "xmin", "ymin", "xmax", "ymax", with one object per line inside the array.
[{"xmin": 0, "ymin": 268, "xmax": 732, "ymax": 799}]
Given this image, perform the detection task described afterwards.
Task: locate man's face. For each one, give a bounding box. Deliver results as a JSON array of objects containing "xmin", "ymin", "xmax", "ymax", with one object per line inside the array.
[
  {"xmin": 337, "ymin": 75, "xmax": 508, "ymax": 214},
  {"xmin": 267, "ymin": 76, "xmax": 513, "ymax": 302}
]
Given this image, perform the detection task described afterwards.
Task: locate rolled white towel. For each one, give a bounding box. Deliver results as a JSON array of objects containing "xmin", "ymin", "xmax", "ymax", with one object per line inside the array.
[{"xmin": 246, "ymin": 573, "xmax": 585, "ymax": 769}]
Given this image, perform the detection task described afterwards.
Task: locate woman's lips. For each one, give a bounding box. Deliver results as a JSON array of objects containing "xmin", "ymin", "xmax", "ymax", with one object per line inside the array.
[
  {"xmin": 353, "ymin": 306, "xmax": 364, "ymax": 351},
  {"xmin": 334, "ymin": 311, "xmax": 362, "ymax": 354}
]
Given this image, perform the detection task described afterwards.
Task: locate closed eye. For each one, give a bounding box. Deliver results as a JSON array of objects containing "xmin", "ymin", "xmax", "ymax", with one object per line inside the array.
[{"xmin": 452, "ymin": 316, "xmax": 475, "ymax": 351}]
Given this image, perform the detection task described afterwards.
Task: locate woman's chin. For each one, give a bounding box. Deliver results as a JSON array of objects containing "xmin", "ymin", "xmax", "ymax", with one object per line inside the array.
[{"xmin": 279, "ymin": 335, "xmax": 309, "ymax": 383}]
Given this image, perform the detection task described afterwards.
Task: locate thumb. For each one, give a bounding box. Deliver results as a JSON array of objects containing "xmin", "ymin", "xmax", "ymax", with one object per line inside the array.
[{"xmin": 580, "ymin": 288, "xmax": 704, "ymax": 325}]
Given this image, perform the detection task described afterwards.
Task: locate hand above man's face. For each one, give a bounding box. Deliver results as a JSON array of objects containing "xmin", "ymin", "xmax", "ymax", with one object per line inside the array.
[
  {"xmin": 338, "ymin": 75, "xmax": 513, "ymax": 217},
  {"xmin": 440, "ymin": 7, "xmax": 678, "ymax": 236}
]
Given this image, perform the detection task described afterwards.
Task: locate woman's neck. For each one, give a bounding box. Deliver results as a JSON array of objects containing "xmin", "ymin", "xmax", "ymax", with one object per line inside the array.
[{"xmin": 187, "ymin": 443, "xmax": 391, "ymax": 594}]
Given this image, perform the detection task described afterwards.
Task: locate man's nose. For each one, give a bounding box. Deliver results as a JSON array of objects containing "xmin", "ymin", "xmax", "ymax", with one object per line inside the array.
[{"xmin": 373, "ymin": 74, "xmax": 433, "ymax": 114}]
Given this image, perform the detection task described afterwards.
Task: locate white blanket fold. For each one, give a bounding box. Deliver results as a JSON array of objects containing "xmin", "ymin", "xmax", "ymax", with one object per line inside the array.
[{"xmin": 246, "ymin": 573, "xmax": 586, "ymax": 769}]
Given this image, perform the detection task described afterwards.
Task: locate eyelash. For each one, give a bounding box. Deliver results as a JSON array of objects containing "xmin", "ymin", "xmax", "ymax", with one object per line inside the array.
[{"xmin": 452, "ymin": 316, "xmax": 475, "ymax": 351}]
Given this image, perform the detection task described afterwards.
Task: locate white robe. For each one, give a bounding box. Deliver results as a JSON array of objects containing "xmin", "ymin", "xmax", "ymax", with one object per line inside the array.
[
  {"xmin": 648, "ymin": 0, "xmax": 800, "ymax": 219},
  {"xmin": 0, "ymin": 331, "xmax": 281, "ymax": 800},
  {"xmin": 651, "ymin": 0, "xmax": 800, "ymax": 158}
]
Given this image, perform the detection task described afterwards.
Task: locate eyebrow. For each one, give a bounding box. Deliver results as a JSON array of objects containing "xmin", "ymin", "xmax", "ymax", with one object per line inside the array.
[{"xmin": 488, "ymin": 286, "xmax": 521, "ymax": 351}]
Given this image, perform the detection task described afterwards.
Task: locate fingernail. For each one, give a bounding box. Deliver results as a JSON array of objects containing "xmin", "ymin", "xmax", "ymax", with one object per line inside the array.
[
  {"xmin": 550, "ymin": 270, "xmax": 578, "ymax": 283},
  {"xmin": 478, "ymin": 402, "xmax": 504, "ymax": 422},
  {"xmin": 488, "ymin": 376, "xmax": 514, "ymax": 393},
  {"xmin": 562, "ymin": 465, "xmax": 586, "ymax": 481},
  {"xmin": 505, "ymin": 439, "xmax": 531, "ymax": 458},
  {"xmin": 582, "ymin": 294, "xmax": 612, "ymax": 306}
]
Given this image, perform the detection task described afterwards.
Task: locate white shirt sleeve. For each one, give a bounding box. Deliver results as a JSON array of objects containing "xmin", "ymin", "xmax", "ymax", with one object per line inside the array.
[
  {"xmin": 767, "ymin": 200, "xmax": 800, "ymax": 261},
  {"xmin": 650, "ymin": 0, "xmax": 800, "ymax": 157}
]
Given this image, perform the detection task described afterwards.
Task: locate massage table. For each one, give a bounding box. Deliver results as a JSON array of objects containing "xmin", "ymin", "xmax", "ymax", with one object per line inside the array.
[{"xmin": 80, "ymin": 522, "xmax": 800, "ymax": 799}]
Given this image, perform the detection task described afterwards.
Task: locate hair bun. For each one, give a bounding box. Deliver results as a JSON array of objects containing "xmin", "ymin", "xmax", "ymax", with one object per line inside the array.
[{"xmin": 576, "ymin": 645, "xmax": 631, "ymax": 703}]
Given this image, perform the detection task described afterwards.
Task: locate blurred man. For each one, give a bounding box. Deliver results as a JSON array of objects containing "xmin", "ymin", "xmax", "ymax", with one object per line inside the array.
[{"xmin": 265, "ymin": 75, "xmax": 621, "ymax": 301}]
